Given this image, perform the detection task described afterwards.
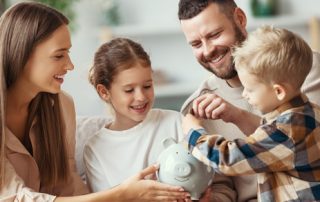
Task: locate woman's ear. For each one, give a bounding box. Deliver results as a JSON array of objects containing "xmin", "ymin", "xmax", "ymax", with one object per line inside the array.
[
  {"xmin": 273, "ymin": 84, "xmax": 286, "ymax": 101},
  {"xmin": 97, "ymin": 84, "xmax": 110, "ymax": 102}
]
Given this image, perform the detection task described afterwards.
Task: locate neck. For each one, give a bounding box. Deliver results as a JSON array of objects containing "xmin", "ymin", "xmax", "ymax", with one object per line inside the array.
[
  {"xmin": 108, "ymin": 117, "xmax": 141, "ymax": 131},
  {"xmin": 226, "ymin": 76, "xmax": 242, "ymax": 88}
]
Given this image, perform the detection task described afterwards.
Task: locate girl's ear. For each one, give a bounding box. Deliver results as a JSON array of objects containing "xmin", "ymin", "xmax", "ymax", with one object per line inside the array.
[
  {"xmin": 273, "ymin": 84, "xmax": 286, "ymax": 101},
  {"xmin": 97, "ymin": 84, "xmax": 110, "ymax": 102}
]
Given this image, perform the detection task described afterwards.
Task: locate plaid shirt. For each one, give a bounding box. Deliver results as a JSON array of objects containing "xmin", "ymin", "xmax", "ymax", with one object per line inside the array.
[{"xmin": 185, "ymin": 94, "xmax": 320, "ymax": 202}]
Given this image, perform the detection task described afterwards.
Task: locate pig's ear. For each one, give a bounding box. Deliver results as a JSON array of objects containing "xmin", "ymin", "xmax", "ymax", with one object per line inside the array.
[{"xmin": 162, "ymin": 137, "xmax": 177, "ymax": 148}]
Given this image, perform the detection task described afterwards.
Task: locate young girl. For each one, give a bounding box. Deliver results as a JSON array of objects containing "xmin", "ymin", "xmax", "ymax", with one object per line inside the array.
[
  {"xmin": 0, "ymin": 2, "xmax": 188, "ymax": 202},
  {"xmin": 84, "ymin": 38, "xmax": 186, "ymax": 194}
]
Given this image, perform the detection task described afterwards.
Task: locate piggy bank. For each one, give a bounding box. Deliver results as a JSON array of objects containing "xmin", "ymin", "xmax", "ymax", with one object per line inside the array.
[{"xmin": 157, "ymin": 138, "xmax": 214, "ymax": 200}]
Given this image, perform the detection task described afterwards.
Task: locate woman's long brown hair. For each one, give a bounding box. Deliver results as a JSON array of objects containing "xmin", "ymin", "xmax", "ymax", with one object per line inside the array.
[{"xmin": 0, "ymin": 2, "xmax": 70, "ymax": 189}]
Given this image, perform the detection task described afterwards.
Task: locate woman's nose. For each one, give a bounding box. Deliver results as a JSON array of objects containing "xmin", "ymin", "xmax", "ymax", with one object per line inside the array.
[{"xmin": 65, "ymin": 56, "xmax": 74, "ymax": 71}]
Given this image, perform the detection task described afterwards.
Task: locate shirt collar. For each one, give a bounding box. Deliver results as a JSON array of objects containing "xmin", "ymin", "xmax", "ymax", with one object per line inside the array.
[{"xmin": 262, "ymin": 94, "xmax": 309, "ymax": 123}]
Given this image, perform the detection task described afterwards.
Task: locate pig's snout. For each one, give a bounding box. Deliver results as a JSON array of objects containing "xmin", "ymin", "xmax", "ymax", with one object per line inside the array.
[{"xmin": 174, "ymin": 162, "xmax": 192, "ymax": 177}]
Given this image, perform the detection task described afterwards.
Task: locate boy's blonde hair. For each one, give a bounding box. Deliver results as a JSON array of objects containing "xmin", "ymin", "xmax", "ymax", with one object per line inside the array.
[{"xmin": 233, "ymin": 25, "xmax": 313, "ymax": 89}]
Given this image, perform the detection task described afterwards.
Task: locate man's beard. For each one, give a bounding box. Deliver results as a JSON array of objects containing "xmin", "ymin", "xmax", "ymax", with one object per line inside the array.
[{"xmin": 201, "ymin": 24, "xmax": 246, "ymax": 80}]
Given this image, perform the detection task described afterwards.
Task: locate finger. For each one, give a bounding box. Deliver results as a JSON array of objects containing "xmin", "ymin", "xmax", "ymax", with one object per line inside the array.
[
  {"xmin": 210, "ymin": 102, "xmax": 226, "ymax": 120},
  {"xmin": 193, "ymin": 95, "xmax": 208, "ymax": 117},
  {"xmin": 150, "ymin": 181, "xmax": 185, "ymax": 192},
  {"xmin": 199, "ymin": 187, "xmax": 212, "ymax": 202},
  {"xmin": 204, "ymin": 97, "xmax": 223, "ymax": 119},
  {"xmin": 138, "ymin": 164, "xmax": 159, "ymax": 179},
  {"xmin": 153, "ymin": 190, "xmax": 190, "ymax": 200},
  {"xmin": 197, "ymin": 95, "xmax": 217, "ymax": 118}
]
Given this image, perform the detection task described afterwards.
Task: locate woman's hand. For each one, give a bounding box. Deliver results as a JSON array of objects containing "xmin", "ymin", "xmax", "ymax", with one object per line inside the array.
[{"xmin": 120, "ymin": 164, "xmax": 191, "ymax": 202}]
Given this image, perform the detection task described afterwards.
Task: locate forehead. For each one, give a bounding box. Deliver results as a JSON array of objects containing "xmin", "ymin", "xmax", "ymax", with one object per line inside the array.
[
  {"xmin": 180, "ymin": 3, "xmax": 233, "ymax": 41},
  {"xmin": 113, "ymin": 64, "xmax": 152, "ymax": 84},
  {"xmin": 238, "ymin": 70, "xmax": 260, "ymax": 85},
  {"xmin": 35, "ymin": 25, "xmax": 71, "ymax": 53}
]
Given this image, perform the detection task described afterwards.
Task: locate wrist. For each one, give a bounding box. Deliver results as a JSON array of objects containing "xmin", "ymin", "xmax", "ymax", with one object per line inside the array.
[{"xmin": 230, "ymin": 108, "xmax": 245, "ymax": 125}]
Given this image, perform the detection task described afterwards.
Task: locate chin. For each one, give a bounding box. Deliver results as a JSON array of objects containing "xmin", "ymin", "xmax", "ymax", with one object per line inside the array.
[{"xmin": 49, "ymin": 89, "xmax": 61, "ymax": 94}]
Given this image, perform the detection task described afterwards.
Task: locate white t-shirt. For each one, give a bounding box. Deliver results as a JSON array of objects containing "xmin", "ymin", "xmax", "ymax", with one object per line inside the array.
[{"xmin": 83, "ymin": 109, "xmax": 183, "ymax": 192}]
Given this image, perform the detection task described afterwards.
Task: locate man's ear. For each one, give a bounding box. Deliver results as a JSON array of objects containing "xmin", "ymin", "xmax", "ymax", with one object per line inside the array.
[
  {"xmin": 273, "ymin": 84, "xmax": 286, "ymax": 101},
  {"xmin": 97, "ymin": 84, "xmax": 110, "ymax": 102},
  {"xmin": 234, "ymin": 7, "xmax": 247, "ymax": 30}
]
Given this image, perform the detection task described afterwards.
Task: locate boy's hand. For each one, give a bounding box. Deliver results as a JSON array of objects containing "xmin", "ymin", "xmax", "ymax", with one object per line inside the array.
[{"xmin": 182, "ymin": 113, "xmax": 203, "ymax": 135}]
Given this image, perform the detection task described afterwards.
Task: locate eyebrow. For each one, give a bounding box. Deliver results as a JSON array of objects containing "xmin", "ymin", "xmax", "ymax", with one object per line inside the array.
[
  {"xmin": 122, "ymin": 79, "xmax": 153, "ymax": 87},
  {"xmin": 53, "ymin": 46, "xmax": 72, "ymax": 53},
  {"xmin": 188, "ymin": 27, "xmax": 223, "ymax": 45}
]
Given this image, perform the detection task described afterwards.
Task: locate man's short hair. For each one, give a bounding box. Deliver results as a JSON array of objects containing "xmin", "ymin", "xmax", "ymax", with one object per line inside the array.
[
  {"xmin": 233, "ymin": 25, "xmax": 313, "ymax": 89},
  {"xmin": 178, "ymin": 0, "xmax": 237, "ymax": 20}
]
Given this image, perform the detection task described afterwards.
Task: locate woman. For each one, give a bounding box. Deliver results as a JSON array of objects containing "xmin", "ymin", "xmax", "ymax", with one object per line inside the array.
[{"xmin": 0, "ymin": 2, "xmax": 189, "ymax": 201}]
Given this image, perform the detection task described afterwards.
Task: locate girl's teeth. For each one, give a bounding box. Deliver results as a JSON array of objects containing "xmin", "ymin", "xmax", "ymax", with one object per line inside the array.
[{"xmin": 132, "ymin": 105, "xmax": 145, "ymax": 109}]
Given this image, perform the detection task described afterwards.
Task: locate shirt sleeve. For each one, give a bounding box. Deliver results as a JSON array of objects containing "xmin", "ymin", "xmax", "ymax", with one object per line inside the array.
[
  {"xmin": 185, "ymin": 121, "xmax": 296, "ymax": 176},
  {"xmin": 0, "ymin": 158, "xmax": 56, "ymax": 202}
]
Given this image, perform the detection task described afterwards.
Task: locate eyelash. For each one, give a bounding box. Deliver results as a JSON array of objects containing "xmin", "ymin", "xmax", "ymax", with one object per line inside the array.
[
  {"xmin": 54, "ymin": 55, "xmax": 64, "ymax": 59},
  {"xmin": 124, "ymin": 85, "xmax": 152, "ymax": 93},
  {"xmin": 124, "ymin": 89, "xmax": 134, "ymax": 93}
]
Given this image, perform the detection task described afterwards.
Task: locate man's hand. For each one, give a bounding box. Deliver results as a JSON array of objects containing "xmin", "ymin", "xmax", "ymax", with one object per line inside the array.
[{"xmin": 191, "ymin": 93, "xmax": 242, "ymax": 123}]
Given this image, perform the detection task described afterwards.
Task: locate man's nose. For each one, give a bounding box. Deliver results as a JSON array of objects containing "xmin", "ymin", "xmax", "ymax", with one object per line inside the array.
[{"xmin": 203, "ymin": 42, "xmax": 215, "ymax": 58}]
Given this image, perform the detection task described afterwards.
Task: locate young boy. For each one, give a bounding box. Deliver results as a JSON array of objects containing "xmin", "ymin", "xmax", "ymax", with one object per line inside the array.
[{"xmin": 182, "ymin": 25, "xmax": 320, "ymax": 202}]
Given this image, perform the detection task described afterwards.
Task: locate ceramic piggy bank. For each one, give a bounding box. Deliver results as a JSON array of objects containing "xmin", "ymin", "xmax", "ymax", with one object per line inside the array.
[{"xmin": 157, "ymin": 138, "xmax": 214, "ymax": 200}]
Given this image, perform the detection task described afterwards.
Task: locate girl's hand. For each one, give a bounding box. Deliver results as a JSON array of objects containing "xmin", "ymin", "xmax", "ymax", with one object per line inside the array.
[{"xmin": 121, "ymin": 164, "xmax": 190, "ymax": 202}]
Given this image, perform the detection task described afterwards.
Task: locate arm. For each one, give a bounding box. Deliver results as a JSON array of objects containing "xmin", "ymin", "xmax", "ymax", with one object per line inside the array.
[
  {"xmin": 190, "ymin": 93, "xmax": 260, "ymax": 134},
  {"xmin": 1, "ymin": 159, "xmax": 189, "ymax": 202},
  {"xmin": 182, "ymin": 114, "xmax": 296, "ymax": 176},
  {"xmin": 301, "ymin": 51, "xmax": 320, "ymax": 105},
  {"xmin": 56, "ymin": 164, "xmax": 190, "ymax": 202},
  {"xmin": 59, "ymin": 92, "xmax": 89, "ymax": 195},
  {"xmin": 199, "ymin": 173, "xmax": 237, "ymax": 202},
  {"xmin": 83, "ymin": 144, "xmax": 111, "ymax": 192},
  {"xmin": 0, "ymin": 158, "xmax": 56, "ymax": 202}
]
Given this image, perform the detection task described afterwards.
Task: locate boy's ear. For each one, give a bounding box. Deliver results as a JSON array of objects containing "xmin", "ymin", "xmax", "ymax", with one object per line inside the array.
[
  {"xmin": 273, "ymin": 84, "xmax": 286, "ymax": 101},
  {"xmin": 97, "ymin": 84, "xmax": 110, "ymax": 101}
]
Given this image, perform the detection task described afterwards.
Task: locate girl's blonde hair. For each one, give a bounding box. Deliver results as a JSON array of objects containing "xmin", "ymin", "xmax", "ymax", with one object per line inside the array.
[{"xmin": 233, "ymin": 25, "xmax": 313, "ymax": 89}]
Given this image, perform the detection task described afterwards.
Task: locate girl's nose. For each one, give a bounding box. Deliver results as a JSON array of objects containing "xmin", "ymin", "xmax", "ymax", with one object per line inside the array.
[{"xmin": 135, "ymin": 89, "xmax": 146, "ymax": 100}]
